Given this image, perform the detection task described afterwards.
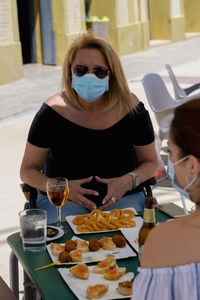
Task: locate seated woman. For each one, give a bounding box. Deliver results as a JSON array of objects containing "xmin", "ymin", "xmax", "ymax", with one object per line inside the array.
[
  {"xmin": 20, "ymin": 32, "xmax": 158, "ymax": 223},
  {"xmin": 132, "ymin": 98, "xmax": 200, "ymax": 300}
]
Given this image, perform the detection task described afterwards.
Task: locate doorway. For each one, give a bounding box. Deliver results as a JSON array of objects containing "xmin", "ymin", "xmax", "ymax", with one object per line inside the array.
[
  {"xmin": 16, "ymin": 0, "xmax": 56, "ymax": 65},
  {"xmin": 16, "ymin": 0, "xmax": 36, "ymax": 64}
]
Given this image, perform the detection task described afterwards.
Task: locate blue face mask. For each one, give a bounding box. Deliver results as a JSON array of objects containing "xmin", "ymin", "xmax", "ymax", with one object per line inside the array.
[
  {"xmin": 72, "ymin": 73, "xmax": 109, "ymax": 102},
  {"xmin": 168, "ymin": 155, "xmax": 196, "ymax": 199}
]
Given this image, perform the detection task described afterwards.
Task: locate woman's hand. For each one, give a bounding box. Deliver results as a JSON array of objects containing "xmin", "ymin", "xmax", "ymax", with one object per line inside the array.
[
  {"xmin": 68, "ymin": 176, "xmax": 99, "ymax": 211},
  {"xmin": 96, "ymin": 175, "xmax": 131, "ymax": 210}
]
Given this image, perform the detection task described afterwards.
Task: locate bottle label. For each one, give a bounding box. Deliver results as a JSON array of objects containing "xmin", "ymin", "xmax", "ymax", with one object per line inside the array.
[{"xmin": 143, "ymin": 208, "xmax": 155, "ymax": 223}]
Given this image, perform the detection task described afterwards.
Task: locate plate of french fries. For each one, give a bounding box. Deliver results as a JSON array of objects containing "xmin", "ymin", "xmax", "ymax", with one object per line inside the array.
[
  {"xmin": 65, "ymin": 208, "xmax": 142, "ymax": 234},
  {"xmin": 46, "ymin": 235, "xmax": 136, "ymax": 266},
  {"xmin": 58, "ymin": 262, "xmax": 134, "ymax": 300}
]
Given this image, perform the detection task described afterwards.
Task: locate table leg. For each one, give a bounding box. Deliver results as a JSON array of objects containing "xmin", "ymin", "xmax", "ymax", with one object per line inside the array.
[
  {"xmin": 23, "ymin": 271, "xmax": 35, "ymax": 300},
  {"xmin": 9, "ymin": 251, "xmax": 19, "ymax": 300}
]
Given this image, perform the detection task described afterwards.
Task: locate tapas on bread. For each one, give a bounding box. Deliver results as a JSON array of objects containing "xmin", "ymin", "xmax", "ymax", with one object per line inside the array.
[
  {"xmin": 47, "ymin": 236, "xmax": 136, "ymax": 265},
  {"xmin": 86, "ymin": 284, "xmax": 108, "ymax": 299},
  {"xmin": 118, "ymin": 280, "xmax": 133, "ymax": 296},
  {"xmin": 69, "ymin": 263, "xmax": 89, "ymax": 279},
  {"xmin": 58, "ymin": 263, "xmax": 134, "ymax": 300}
]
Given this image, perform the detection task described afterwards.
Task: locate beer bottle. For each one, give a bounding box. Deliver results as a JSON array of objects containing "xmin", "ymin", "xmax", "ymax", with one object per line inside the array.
[{"xmin": 138, "ymin": 196, "xmax": 156, "ymax": 261}]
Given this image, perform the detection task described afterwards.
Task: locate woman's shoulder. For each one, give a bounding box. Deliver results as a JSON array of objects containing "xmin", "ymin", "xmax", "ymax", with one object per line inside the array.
[
  {"xmin": 45, "ymin": 92, "xmax": 64, "ymax": 106},
  {"xmin": 141, "ymin": 214, "xmax": 200, "ymax": 268},
  {"xmin": 140, "ymin": 218, "xmax": 183, "ymax": 266},
  {"xmin": 131, "ymin": 93, "xmax": 140, "ymax": 105}
]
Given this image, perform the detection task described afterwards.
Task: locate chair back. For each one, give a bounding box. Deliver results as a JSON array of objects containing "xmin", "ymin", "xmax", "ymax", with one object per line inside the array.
[
  {"xmin": 142, "ymin": 73, "xmax": 176, "ymax": 139},
  {"xmin": 165, "ymin": 64, "xmax": 187, "ymax": 99}
]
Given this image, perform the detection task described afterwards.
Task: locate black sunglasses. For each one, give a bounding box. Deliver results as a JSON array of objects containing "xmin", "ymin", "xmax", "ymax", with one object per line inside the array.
[{"xmin": 72, "ymin": 64, "xmax": 109, "ymax": 79}]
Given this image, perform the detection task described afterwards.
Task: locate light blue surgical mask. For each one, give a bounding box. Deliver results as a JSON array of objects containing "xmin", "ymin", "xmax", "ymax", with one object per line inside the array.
[
  {"xmin": 168, "ymin": 155, "xmax": 196, "ymax": 199},
  {"xmin": 72, "ymin": 73, "xmax": 109, "ymax": 102}
]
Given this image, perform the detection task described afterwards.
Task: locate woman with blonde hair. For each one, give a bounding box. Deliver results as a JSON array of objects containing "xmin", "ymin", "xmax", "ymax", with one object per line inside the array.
[
  {"xmin": 20, "ymin": 32, "xmax": 158, "ymax": 223},
  {"xmin": 132, "ymin": 98, "xmax": 200, "ymax": 300}
]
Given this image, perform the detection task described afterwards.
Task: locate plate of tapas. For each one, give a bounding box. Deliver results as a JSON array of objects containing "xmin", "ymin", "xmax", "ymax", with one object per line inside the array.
[
  {"xmin": 65, "ymin": 208, "xmax": 142, "ymax": 234},
  {"xmin": 46, "ymin": 235, "xmax": 136, "ymax": 266},
  {"xmin": 58, "ymin": 261, "xmax": 134, "ymax": 299}
]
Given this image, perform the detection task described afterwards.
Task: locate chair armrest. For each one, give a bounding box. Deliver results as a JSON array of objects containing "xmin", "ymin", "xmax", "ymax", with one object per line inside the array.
[
  {"xmin": 20, "ymin": 183, "xmax": 38, "ymax": 209},
  {"xmin": 132, "ymin": 177, "xmax": 156, "ymax": 197},
  {"xmin": 184, "ymin": 83, "xmax": 200, "ymax": 95}
]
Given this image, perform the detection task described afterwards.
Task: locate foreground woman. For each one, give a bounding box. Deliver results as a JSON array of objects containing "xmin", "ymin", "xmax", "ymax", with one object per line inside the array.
[{"xmin": 132, "ymin": 98, "xmax": 200, "ymax": 300}]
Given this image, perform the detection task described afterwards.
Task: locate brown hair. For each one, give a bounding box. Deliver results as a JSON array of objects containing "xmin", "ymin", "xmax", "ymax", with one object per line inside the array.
[
  {"xmin": 170, "ymin": 98, "xmax": 200, "ymax": 158},
  {"xmin": 62, "ymin": 32, "xmax": 136, "ymax": 112}
]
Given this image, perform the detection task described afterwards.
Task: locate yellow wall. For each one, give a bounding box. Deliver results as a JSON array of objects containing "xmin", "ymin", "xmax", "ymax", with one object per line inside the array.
[
  {"xmin": 116, "ymin": 23, "xmax": 142, "ymax": 55},
  {"xmin": 0, "ymin": 43, "xmax": 23, "ymax": 85},
  {"xmin": 141, "ymin": 21, "xmax": 150, "ymax": 49},
  {"xmin": 0, "ymin": 0, "xmax": 23, "ymax": 85},
  {"xmin": 149, "ymin": 0, "xmax": 185, "ymax": 42},
  {"xmin": 90, "ymin": 0, "xmax": 142, "ymax": 55},
  {"xmin": 89, "ymin": 0, "xmax": 116, "ymax": 47},
  {"xmin": 171, "ymin": 15, "xmax": 185, "ymax": 42},
  {"xmin": 51, "ymin": 0, "xmax": 86, "ymax": 66},
  {"xmin": 150, "ymin": 0, "xmax": 171, "ymax": 40},
  {"xmin": 184, "ymin": 0, "xmax": 200, "ymax": 32},
  {"xmin": 139, "ymin": 0, "xmax": 150, "ymax": 50}
]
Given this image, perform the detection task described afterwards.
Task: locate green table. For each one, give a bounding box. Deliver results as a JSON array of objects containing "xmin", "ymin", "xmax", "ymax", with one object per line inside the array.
[{"xmin": 7, "ymin": 210, "xmax": 170, "ymax": 300}]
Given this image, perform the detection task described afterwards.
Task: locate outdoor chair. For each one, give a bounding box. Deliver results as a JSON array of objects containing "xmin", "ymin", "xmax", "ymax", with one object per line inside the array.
[
  {"xmin": 165, "ymin": 64, "xmax": 200, "ymax": 100},
  {"xmin": 142, "ymin": 72, "xmax": 199, "ymax": 141},
  {"xmin": 20, "ymin": 183, "xmax": 38, "ymax": 209}
]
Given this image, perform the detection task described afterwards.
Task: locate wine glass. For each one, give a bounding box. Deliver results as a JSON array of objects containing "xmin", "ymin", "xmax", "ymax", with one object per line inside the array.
[{"xmin": 47, "ymin": 177, "xmax": 69, "ymax": 229}]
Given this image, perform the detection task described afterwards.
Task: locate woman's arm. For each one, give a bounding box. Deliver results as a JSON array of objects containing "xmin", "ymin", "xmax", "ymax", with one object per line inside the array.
[
  {"xmin": 20, "ymin": 142, "xmax": 49, "ymax": 192},
  {"xmin": 132, "ymin": 140, "xmax": 159, "ymax": 186},
  {"xmin": 97, "ymin": 141, "xmax": 158, "ymax": 209},
  {"xmin": 20, "ymin": 142, "xmax": 102, "ymax": 210}
]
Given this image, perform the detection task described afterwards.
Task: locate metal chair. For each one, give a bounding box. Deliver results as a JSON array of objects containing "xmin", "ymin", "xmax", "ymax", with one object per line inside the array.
[
  {"xmin": 142, "ymin": 73, "xmax": 199, "ymax": 141},
  {"xmin": 165, "ymin": 64, "xmax": 200, "ymax": 99}
]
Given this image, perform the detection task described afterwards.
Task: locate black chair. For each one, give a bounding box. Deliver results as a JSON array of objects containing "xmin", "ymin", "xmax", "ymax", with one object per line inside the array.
[{"xmin": 20, "ymin": 183, "xmax": 38, "ymax": 209}]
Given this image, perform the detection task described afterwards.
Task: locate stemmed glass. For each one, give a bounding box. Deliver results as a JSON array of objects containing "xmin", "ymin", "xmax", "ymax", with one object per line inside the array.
[{"xmin": 47, "ymin": 177, "xmax": 69, "ymax": 229}]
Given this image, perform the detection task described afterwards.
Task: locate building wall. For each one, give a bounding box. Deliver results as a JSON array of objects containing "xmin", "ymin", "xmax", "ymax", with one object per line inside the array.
[
  {"xmin": 0, "ymin": 0, "xmax": 23, "ymax": 85},
  {"xmin": 184, "ymin": 0, "xmax": 200, "ymax": 32},
  {"xmin": 51, "ymin": 0, "xmax": 86, "ymax": 65},
  {"xmin": 90, "ymin": 0, "xmax": 144, "ymax": 55},
  {"xmin": 0, "ymin": 0, "xmax": 200, "ymax": 84},
  {"xmin": 149, "ymin": 0, "xmax": 185, "ymax": 42}
]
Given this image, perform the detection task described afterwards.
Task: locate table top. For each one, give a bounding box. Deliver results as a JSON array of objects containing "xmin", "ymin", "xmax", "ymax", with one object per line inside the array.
[{"xmin": 7, "ymin": 209, "xmax": 170, "ymax": 300}]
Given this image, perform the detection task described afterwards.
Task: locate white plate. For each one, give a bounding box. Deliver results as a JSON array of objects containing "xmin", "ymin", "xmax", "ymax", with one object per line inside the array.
[
  {"xmin": 120, "ymin": 217, "xmax": 143, "ymax": 253},
  {"xmin": 46, "ymin": 226, "xmax": 64, "ymax": 242},
  {"xmin": 58, "ymin": 265, "xmax": 134, "ymax": 300},
  {"xmin": 65, "ymin": 208, "xmax": 139, "ymax": 235},
  {"xmin": 47, "ymin": 236, "xmax": 136, "ymax": 265}
]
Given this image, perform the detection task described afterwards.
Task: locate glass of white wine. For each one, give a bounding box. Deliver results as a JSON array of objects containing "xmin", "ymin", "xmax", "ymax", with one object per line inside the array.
[{"xmin": 47, "ymin": 177, "xmax": 69, "ymax": 229}]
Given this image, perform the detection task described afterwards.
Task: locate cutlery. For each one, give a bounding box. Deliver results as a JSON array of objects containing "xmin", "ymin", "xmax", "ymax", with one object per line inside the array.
[{"xmin": 34, "ymin": 260, "xmax": 61, "ymax": 271}]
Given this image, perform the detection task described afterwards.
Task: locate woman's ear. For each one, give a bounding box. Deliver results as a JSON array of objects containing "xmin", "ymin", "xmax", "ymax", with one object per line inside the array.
[{"xmin": 188, "ymin": 155, "xmax": 199, "ymax": 176}]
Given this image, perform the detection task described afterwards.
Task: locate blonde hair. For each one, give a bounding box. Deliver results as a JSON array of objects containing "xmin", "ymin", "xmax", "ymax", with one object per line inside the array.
[{"xmin": 62, "ymin": 32, "xmax": 137, "ymax": 113}]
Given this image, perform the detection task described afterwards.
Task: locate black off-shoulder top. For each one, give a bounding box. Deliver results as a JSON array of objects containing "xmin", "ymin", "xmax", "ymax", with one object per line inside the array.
[{"xmin": 28, "ymin": 102, "xmax": 154, "ymax": 206}]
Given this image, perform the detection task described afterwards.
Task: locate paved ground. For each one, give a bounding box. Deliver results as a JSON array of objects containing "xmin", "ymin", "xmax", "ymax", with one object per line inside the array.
[{"xmin": 1, "ymin": 36, "xmax": 200, "ymax": 296}]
